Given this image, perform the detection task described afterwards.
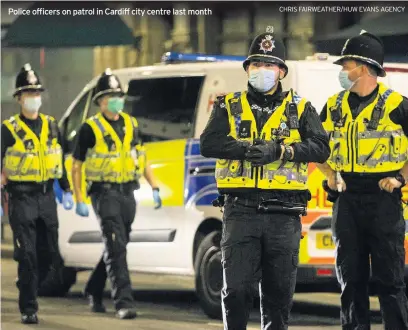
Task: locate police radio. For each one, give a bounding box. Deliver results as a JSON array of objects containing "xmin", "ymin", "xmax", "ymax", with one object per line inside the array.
[
  {"xmin": 330, "ymin": 106, "xmax": 347, "ymax": 128},
  {"xmin": 367, "ymin": 96, "xmax": 385, "ymax": 130},
  {"xmin": 48, "ymin": 119, "xmax": 59, "ymax": 147},
  {"xmin": 285, "ymin": 89, "xmax": 299, "ymax": 129}
]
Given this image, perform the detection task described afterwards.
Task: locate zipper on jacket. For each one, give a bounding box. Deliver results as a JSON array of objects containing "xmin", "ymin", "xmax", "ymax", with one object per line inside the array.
[
  {"xmin": 39, "ymin": 123, "xmax": 46, "ymax": 181},
  {"xmin": 348, "ymin": 120, "xmax": 356, "ymax": 172},
  {"xmin": 346, "ymin": 122, "xmax": 352, "ymax": 166},
  {"xmin": 253, "ymin": 132, "xmax": 259, "ymax": 188},
  {"xmin": 354, "ymin": 122, "xmax": 359, "ymax": 170},
  {"xmin": 40, "ymin": 143, "xmax": 45, "ymax": 181}
]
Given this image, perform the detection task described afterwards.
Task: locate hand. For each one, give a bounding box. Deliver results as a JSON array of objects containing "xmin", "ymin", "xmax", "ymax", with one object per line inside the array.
[
  {"xmin": 328, "ymin": 172, "xmax": 346, "ymax": 192},
  {"xmin": 1, "ymin": 171, "xmax": 7, "ymax": 186},
  {"xmin": 245, "ymin": 141, "xmax": 282, "ymax": 166},
  {"xmin": 76, "ymin": 202, "xmax": 89, "ymax": 217},
  {"xmin": 378, "ymin": 177, "xmax": 402, "ymax": 193},
  {"xmin": 62, "ymin": 192, "xmax": 74, "ymax": 210},
  {"xmin": 322, "ymin": 180, "xmax": 340, "ymax": 203},
  {"xmin": 252, "ymin": 138, "xmax": 267, "ymax": 146},
  {"xmin": 153, "ymin": 188, "xmax": 162, "ymax": 209}
]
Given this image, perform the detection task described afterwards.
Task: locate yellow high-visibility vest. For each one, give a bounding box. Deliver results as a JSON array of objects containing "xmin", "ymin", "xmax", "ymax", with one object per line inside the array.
[
  {"xmin": 84, "ymin": 112, "xmax": 143, "ymax": 183},
  {"xmin": 3, "ymin": 113, "xmax": 63, "ymax": 182},
  {"xmin": 215, "ymin": 91, "xmax": 309, "ymax": 191},
  {"xmin": 323, "ymin": 82, "xmax": 407, "ymax": 173}
]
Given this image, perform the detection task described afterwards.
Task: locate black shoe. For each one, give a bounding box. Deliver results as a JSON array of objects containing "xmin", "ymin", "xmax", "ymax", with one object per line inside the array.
[
  {"xmin": 116, "ymin": 308, "xmax": 137, "ymax": 319},
  {"xmin": 85, "ymin": 292, "xmax": 106, "ymax": 313},
  {"xmin": 21, "ymin": 313, "xmax": 39, "ymax": 324},
  {"xmin": 90, "ymin": 295, "xmax": 106, "ymax": 313}
]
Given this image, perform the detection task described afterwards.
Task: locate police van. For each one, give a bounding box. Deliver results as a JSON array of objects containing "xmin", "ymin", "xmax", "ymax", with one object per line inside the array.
[{"xmin": 54, "ymin": 52, "xmax": 408, "ymax": 319}]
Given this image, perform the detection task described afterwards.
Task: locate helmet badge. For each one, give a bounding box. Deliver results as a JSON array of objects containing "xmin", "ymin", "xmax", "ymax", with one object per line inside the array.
[
  {"xmin": 259, "ymin": 35, "xmax": 275, "ymax": 53},
  {"xmin": 109, "ymin": 76, "xmax": 119, "ymax": 89},
  {"xmin": 27, "ymin": 70, "xmax": 38, "ymax": 85}
]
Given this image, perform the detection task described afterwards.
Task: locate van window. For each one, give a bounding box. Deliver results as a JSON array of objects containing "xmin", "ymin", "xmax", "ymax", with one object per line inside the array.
[
  {"xmin": 124, "ymin": 76, "xmax": 204, "ymax": 142},
  {"xmin": 87, "ymin": 91, "xmax": 99, "ymax": 118},
  {"xmin": 64, "ymin": 91, "xmax": 90, "ymax": 142}
]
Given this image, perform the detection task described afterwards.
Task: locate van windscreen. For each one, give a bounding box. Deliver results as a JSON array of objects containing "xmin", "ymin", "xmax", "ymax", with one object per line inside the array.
[{"xmin": 124, "ymin": 75, "xmax": 204, "ymax": 142}]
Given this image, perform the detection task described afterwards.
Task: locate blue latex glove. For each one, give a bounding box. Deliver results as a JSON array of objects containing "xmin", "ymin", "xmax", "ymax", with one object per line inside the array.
[
  {"xmin": 76, "ymin": 202, "xmax": 89, "ymax": 217},
  {"xmin": 153, "ymin": 188, "xmax": 162, "ymax": 209},
  {"xmin": 62, "ymin": 192, "xmax": 74, "ymax": 210}
]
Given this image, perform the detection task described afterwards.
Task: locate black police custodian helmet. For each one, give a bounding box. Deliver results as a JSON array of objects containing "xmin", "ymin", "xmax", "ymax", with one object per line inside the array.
[
  {"xmin": 334, "ymin": 30, "xmax": 386, "ymax": 77},
  {"xmin": 13, "ymin": 63, "xmax": 45, "ymax": 97},
  {"xmin": 243, "ymin": 32, "xmax": 288, "ymax": 78},
  {"xmin": 92, "ymin": 68, "xmax": 125, "ymax": 105}
]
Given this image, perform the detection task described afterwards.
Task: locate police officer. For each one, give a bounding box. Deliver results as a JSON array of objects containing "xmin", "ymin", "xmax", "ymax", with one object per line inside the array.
[
  {"xmin": 317, "ymin": 30, "xmax": 408, "ymax": 329},
  {"xmin": 0, "ymin": 64, "xmax": 74, "ymax": 324},
  {"xmin": 71, "ymin": 69, "xmax": 162, "ymax": 319},
  {"xmin": 200, "ymin": 31, "xmax": 330, "ymax": 330}
]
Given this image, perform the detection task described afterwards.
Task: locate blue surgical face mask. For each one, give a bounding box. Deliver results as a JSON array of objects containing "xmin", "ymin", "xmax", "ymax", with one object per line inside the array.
[
  {"xmin": 23, "ymin": 96, "xmax": 42, "ymax": 113},
  {"xmin": 107, "ymin": 97, "xmax": 124, "ymax": 113},
  {"xmin": 248, "ymin": 68, "xmax": 277, "ymax": 93},
  {"xmin": 338, "ymin": 66, "xmax": 361, "ymax": 90}
]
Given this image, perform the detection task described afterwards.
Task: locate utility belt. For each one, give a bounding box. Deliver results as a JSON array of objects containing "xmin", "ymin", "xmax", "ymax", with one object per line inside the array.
[
  {"xmin": 213, "ymin": 194, "xmax": 307, "ymax": 216},
  {"xmin": 5, "ymin": 180, "xmax": 54, "ymax": 195},
  {"xmin": 322, "ymin": 179, "xmax": 403, "ymax": 202},
  {"xmin": 88, "ymin": 181, "xmax": 139, "ymax": 195}
]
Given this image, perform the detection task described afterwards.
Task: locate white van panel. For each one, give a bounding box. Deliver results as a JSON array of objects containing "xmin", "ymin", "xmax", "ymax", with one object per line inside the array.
[
  {"xmin": 295, "ymin": 62, "xmax": 342, "ymax": 114},
  {"xmin": 388, "ymin": 72, "xmax": 408, "ymax": 96}
]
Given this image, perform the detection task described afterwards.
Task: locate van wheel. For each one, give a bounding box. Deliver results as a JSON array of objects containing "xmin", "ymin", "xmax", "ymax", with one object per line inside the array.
[
  {"xmin": 38, "ymin": 267, "xmax": 77, "ymax": 297},
  {"xmin": 195, "ymin": 230, "xmax": 223, "ymax": 319}
]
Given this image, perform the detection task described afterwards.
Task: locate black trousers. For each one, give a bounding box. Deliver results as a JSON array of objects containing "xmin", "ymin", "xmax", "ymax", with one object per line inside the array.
[
  {"xmin": 332, "ymin": 190, "xmax": 408, "ymax": 330},
  {"xmin": 221, "ymin": 195, "xmax": 302, "ymax": 330},
  {"xmin": 8, "ymin": 188, "xmax": 63, "ymax": 315},
  {"xmin": 36, "ymin": 218, "xmax": 53, "ymax": 286},
  {"xmin": 84, "ymin": 188, "xmax": 136, "ymax": 311}
]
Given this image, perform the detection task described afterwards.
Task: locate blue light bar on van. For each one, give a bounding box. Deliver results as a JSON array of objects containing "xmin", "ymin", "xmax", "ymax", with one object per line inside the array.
[{"xmin": 161, "ymin": 52, "xmax": 246, "ymax": 64}]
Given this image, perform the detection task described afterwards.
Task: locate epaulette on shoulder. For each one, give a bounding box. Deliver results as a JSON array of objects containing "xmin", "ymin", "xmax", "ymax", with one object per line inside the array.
[
  {"xmin": 45, "ymin": 114, "xmax": 56, "ymax": 122},
  {"xmin": 3, "ymin": 115, "xmax": 17, "ymax": 124},
  {"xmin": 215, "ymin": 93, "xmax": 227, "ymax": 102},
  {"xmin": 292, "ymin": 93, "xmax": 302, "ymax": 104},
  {"xmin": 86, "ymin": 115, "xmax": 97, "ymax": 123},
  {"xmin": 214, "ymin": 94, "xmax": 227, "ymax": 109}
]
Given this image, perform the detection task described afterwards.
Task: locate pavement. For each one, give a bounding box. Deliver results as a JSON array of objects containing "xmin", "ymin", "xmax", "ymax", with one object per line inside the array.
[{"xmin": 1, "ymin": 224, "xmax": 385, "ymax": 329}]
